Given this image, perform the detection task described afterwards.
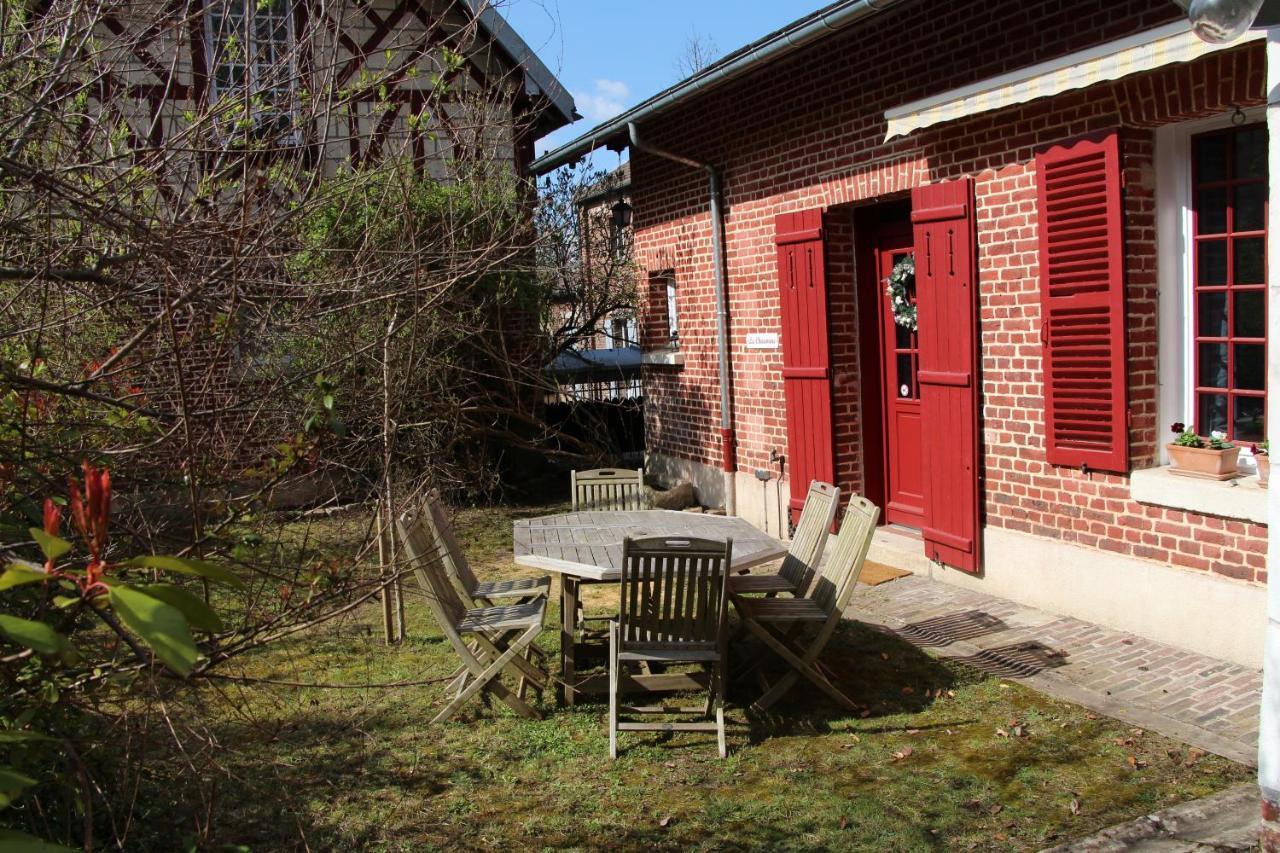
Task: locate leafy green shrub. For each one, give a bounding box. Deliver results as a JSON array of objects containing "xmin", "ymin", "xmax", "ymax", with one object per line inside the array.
[{"xmin": 1, "ymin": 463, "xmax": 240, "ymax": 848}]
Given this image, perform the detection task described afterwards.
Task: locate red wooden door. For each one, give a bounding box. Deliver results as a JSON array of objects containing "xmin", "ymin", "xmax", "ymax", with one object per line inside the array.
[
  {"xmin": 912, "ymin": 179, "xmax": 982, "ymax": 573},
  {"xmin": 775, "ymin": 209, "xmax": 835, "ymax": 525},
  {"xmin": 877, "ymin": 229, "xmax": 926, "ymax": 528}
]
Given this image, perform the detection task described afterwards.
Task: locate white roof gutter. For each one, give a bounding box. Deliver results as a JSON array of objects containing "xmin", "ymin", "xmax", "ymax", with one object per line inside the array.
[{"xmin": 529, "ymin": 0, "xmax": 905, "ymax": 175}]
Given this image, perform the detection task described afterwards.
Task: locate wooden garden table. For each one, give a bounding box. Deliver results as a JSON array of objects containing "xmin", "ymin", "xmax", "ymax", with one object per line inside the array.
[{"xmin": 512, "ymin": 510, "xmax": 786, "ymax": 705}]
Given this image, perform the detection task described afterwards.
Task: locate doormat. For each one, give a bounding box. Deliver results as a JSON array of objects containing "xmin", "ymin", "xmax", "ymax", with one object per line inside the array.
[{"xmin": 859, "ymin": 561, "xmax": 912, "ymax": 586}]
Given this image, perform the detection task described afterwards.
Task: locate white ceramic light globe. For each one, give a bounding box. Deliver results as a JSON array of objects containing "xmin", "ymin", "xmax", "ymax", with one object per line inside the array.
[{"xmin": 1187, "ymin": 0, "xmax": 1265, "ymax": 43}]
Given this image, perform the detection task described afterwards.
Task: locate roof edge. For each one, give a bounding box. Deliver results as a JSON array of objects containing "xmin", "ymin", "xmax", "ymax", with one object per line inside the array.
[
  {"xmin": 466, "ymin": 0, "xmax": 580, "ymax": 136},
  {"xmin": 529, "ymin": 0, "xmax": 905, "ymax": 175}
]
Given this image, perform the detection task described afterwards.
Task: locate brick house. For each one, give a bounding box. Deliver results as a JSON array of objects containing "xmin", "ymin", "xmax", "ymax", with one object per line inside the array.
[
  {"xmin": 531, "ymin": 0, "xmax": 1272, "ymax": 666},
  {"xmin": 546, "ymin": 163, "xmax": 641, "ymax": 401}
]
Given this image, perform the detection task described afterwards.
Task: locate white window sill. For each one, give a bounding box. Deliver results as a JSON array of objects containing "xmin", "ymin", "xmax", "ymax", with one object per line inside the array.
[
  {"xmin": 1130, "ymin": 466, "xmax": 1267, "ymax": 525},
  {"xmin": 642, "ymin": 350, "xmax": 685, "ymax": 367}
]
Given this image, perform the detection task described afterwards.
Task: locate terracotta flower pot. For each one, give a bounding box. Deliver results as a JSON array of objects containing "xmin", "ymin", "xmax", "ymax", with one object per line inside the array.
[
  {"xmin": 1166, "ymin": 443, "xmax": 1241, "ymax": 480},
  {"xmin": 1257, "ymin": 454, "xmax": 1270, "ymax": 489}
]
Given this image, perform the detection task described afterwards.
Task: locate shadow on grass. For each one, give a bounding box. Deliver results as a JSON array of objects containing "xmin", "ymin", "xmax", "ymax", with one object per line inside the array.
[
  {"xmin": 731, "ymin": 620, "xmax": 973, "ymax": 738},
  {"xmin": 115, "ymin": 607, "xmax": 1249, "ymax": 852},
  {"xmin": 153, "ymin": 707, "xmax": 480, "ymax": 851}
]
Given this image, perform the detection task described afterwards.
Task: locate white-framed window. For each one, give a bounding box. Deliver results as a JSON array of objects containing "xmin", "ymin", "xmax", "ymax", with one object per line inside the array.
[
  {"xmin": 610, "ymin": 316, "xmax": 636, "ymax": 347},
  {"xmin": 205, "ymin": 0, "xmax": 296, "ymax": 130},
  {"xmin": 665, "ymin": 278, "xmax": 679, "ymax": 347},
  {"xmin": 1156, "ymin": 109, "xmax": 1269, "ymax": 467}
]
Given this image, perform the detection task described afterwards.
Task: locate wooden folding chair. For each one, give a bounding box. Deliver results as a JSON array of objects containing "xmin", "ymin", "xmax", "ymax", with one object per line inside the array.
[
  {"xmin": 396, "ymin": 505, "xmax": 549, "ymax": 724},
  {"xmin": 731, "ymin": 496, "xmax": 880, "ymax": 713},
  {"xmin": 571, "ymin": 468, "xmax": 645, "ymax": 511},
  {"xmin": 727, "ymin": 480, "xmax": 839, "ymax": 596},
  {"xmin": 609, "ymin": 536, "xmax": 733, "ymax": 759},
  {"xmin": 419, "ymin": 490, "xmax": 549, "ymax": 606}
]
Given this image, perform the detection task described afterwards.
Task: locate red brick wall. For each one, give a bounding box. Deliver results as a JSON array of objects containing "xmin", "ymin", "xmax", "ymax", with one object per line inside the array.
[{"xmin": 633, "ymin": 0, "xmax": 1269, "ymax": 583}]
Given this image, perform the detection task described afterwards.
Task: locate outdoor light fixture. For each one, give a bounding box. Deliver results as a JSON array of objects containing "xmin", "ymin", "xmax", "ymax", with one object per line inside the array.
[
  {"xmin": 610, "ymin": 199, "xmax": 633, "ymax": 231},
  {"xmin": 1186, "ymin": 0, "xmax": 1265, "ymax": 43}
]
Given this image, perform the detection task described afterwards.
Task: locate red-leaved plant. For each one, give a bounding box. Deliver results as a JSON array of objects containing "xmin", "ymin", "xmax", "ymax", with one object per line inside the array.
[
  {"xmin": 1, "ymin": 462, "xmax": 245, "ymax": 840},
  {"xmin": 66, "ymin": 461, "xmax": 111, "ymax": 596},
  {"xmin": 5, "ymin": 461, "xmax": 244, "ymax": 675}
]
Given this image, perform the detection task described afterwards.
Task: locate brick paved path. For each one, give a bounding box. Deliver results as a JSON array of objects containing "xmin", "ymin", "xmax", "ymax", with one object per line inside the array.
[{"xmin": 849, "ymin": 575, "xmax": 1262, "ymax": 766}]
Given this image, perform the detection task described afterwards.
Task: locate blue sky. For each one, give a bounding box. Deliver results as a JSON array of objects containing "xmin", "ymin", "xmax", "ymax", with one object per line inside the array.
[{"xmin": 499, "ymin": 1, "xmax": 828, "ymax": 158}]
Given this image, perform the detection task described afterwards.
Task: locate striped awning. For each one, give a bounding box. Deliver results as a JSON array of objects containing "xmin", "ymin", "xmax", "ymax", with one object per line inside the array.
[{"xmin": 883, "ymin": 21, "xmax": 1265, "ymax": 141}]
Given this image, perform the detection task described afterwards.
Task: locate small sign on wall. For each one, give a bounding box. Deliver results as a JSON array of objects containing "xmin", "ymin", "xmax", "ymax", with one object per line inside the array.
[{"xmin": 746, "ymin": 332, "xmax": 779, "ymax": 350}]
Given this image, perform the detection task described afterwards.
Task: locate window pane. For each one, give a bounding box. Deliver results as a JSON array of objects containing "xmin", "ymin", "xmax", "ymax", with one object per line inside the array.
[
  {"xmin": 1235, "ymin": 126, "xmax": 1267, "ymax": 179},
  {"xmin": 220, "ymin": 64, "xmax": 246, "ymax": 91},
  {"xmin": 1234, "ymin": 396, "xmax": 1265, "ymax": 443},
  {"xmin": 1234, "ymin": 183, "xmax": 1267, "ymax": 232},
  {"xmin": 1234, "ymin": 290, "xmax": 1265, "ymax": 338},
  {"xmin": 1198, "ymin": 393, "xmax": 1228, "ymax": 435},
  {"xmin": 1197, "ymin": 187, "xmax": 1228, "ymax": 234},
  {"xmin": 1198, "ymin": 342, "xmax": 1228, "ymax": 388},
  {"xmin": 1197, "ymin": 291, "xmax": 1228, "ymax": 337},
  {"xmin": 1198, "ymin": 240, "xmax": 1227, "ymax": 285},
  {"xmin": 1234, "ymin": 237, "xmax": 1265, "ymax": 284},
  {"xmin": 1195, "ymin": 134, "xmax": 1228, "ymax": 182},
  {"xmin": 894, "ymin": 323, "xmax": 912, "ymax": 349},
  {"xmin": 896, "ymin": 355, "xmax": 915, "ymax": 399},
  {"xmin": 1234, "ymin": 343, "xmax": 1265, "ymax": 390}
]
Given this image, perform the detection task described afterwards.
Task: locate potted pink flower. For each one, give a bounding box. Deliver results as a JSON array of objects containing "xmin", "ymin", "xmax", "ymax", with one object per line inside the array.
[
  {"xmin": 1252, "ymin": 440, "xmax": 1269, "ymax": 488},
  {"xmin": 1166, "ymin": 423, "xmax": 1240, "ymax": 480}
]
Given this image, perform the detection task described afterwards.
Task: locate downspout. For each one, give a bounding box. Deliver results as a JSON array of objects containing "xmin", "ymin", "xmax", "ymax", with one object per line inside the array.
[{"xmin": 627, "ymin": 122, "xmax": 737, "ymax": 515}]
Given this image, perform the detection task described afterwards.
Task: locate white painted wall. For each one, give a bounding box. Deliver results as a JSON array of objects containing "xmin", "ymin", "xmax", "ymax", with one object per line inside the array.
[{"xmin": 1257, "ymin": 21, "xmax": 1279, "ymax": 810}]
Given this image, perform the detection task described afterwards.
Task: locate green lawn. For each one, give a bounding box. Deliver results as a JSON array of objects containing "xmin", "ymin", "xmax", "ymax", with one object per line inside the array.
[{"xmin": 124, "ymin": 504, "xmax": 1250, "ymax": 851}]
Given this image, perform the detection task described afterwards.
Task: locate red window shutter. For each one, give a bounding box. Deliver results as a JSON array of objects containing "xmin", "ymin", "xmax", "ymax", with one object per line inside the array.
[
  {"xmin": 1035, "ymin": 131, "xmax": 1129, "ymax": 474},
  {"xmin": 775, "ymin": 209, "xmax": 835, "ymax": 524},
  {"xmin": 912, "ymin": 179, "xmax": 981, "ymax": 573}
]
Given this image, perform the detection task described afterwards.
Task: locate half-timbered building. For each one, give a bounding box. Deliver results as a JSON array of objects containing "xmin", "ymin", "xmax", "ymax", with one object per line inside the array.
[{"xmin": 80, "ymin": 0, "xmax": 575, "ymax": 177}]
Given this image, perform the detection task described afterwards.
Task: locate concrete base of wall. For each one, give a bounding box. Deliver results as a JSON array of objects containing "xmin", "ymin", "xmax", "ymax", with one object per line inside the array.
[
  {"xmin": 646, "ymin": 452, "xmax": 791, "ymax": 538},
  {"xmin": 869, "ymin": 525, "xmax": 1267, "ymax": 669},
  {"xmin": 733, "ymin": 468, "xmax": 790, "ymax": 540},
  {"xmin": 645, "ymin": 451, "xmax": 725, "ymax": 509}
]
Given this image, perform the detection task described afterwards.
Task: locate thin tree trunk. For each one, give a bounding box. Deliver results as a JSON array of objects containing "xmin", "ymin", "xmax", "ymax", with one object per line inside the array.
[
  {"xmin": 377, "ymin": 502, "xmax": 395, "ymax": 644},
  {"xmin": 381, "ymin": 307, "xmax": 404, "ymax": 644}
]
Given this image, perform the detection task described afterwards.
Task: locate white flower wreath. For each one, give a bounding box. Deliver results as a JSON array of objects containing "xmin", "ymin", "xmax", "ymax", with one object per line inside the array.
[{"xmin": 884, "ymin": 254, "xmax": 917, "ymax": 332}]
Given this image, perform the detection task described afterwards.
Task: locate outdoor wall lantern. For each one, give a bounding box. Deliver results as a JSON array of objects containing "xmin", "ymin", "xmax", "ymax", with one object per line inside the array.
[
  {"xmin": 611, "ymin": 199, "xmax": 633, "ymax": 231},
  {"xmin": 1186, "ymin": 0, "xmax": 1265, "ymax": 43}
]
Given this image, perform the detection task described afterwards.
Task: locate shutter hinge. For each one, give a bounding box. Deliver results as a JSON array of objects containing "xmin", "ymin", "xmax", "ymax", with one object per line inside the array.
[
  {"xmin": 1126, "ymin": 409, "xmax": 1133, "ymax": 428},
  {"xmin": 1120, "ymin": 170, "xmax": 1128, "ymax": 189}
]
